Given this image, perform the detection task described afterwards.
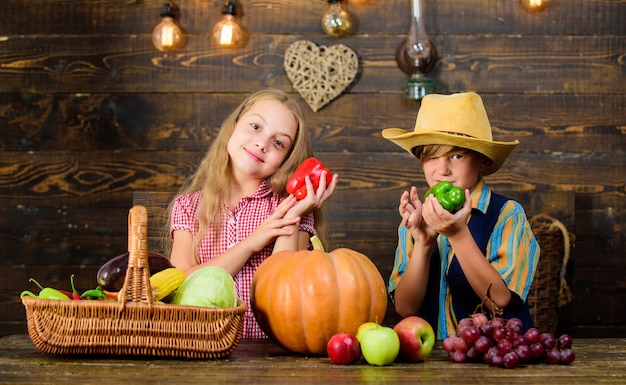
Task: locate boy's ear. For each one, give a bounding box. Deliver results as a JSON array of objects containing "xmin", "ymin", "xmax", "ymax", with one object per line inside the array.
[{"xmin": 478, "ymin": 155, "xmax": 492, "ymax": 172}]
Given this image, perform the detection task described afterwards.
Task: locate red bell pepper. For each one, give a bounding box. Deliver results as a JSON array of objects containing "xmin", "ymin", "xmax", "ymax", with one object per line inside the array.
[{"xmin": 286, "ymin": 157, "xmax": 332, "ymax": 200}]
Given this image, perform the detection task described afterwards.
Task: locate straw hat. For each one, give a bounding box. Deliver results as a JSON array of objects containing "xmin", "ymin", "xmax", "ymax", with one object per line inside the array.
[{"xmin": 382, "ymin": 92, "xmax": 519, "ymax": 175}]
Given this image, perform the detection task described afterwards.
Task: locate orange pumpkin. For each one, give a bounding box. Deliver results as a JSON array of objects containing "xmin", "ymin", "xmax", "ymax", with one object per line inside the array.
[{"xmin": 251, "ymin": 239, "xmax": 388, "ymax": 355}]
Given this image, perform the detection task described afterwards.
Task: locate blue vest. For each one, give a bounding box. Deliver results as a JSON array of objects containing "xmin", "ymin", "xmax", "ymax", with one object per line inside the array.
[{"xmin": 418, "ymin": 192, "xmax": 534, "ymax": 335}]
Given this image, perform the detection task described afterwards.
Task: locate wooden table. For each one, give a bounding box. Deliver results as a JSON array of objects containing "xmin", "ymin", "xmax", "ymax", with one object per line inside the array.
[{"xmin": 1, "ymin": 335, "xmax": 625, "ymax": 384}]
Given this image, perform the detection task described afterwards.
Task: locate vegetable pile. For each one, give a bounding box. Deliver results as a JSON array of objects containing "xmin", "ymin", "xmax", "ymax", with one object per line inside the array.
[{"xmin": 20, "ymin": 252, "xmax": 238, "ymax": 309}]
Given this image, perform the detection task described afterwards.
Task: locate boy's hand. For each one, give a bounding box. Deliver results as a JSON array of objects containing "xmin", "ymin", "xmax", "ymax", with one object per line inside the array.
[
  {"xmin": 399, "ymin": 186, "xmax": 437, "ymax": 245},
  {"xmin": 422, "ymin": 188, "xmax": 472, "ymax": 238}
]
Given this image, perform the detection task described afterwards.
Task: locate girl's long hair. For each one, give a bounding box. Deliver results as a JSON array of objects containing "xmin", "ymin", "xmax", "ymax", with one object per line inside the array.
[{"xmin": 165, "ymin": 89, "xmax": 328, "ymax": 260}]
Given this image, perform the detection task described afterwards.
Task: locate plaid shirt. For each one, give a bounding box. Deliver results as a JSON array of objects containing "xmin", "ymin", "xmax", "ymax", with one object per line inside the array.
[{"xmin": 171, "ymin": 181, "xmax": 315, "ymax": 338}]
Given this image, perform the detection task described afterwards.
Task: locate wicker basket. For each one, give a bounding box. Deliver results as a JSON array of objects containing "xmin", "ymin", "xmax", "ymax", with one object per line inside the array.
[
  {"xmin": 22, "ymin": 205, "xmax": 247, "ymax": 359},
  {"xmin": 527, "ymin": 213, "xmax": 574, "ymax": 335}
]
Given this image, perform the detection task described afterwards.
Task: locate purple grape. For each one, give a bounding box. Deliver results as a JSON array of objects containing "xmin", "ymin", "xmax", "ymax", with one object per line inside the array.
[
  {"xmin": 515, "ymin": 344, "xmax": 532, "ymax": 363},
  {"xmin": 490, "ymin": 351, "xmax": 504, "ymax": 367},
  {"xmin": 484, "ymin": 346, "xmax": 499, "ymax": 365},
  {"xmin": 492, "ymin": 317, "xmax": 505, "ymax": 328},
  {"xmin": 558, "ymin": 334, "xmax": 573, "ymax": 349},
  {"xmin": 475, "ymin": 335, "xmax": 493, "ymax": 353},
  {"xmin": 513, "ymin": 334, "xmax": 527, "ymax": 347},
  {"xmin": 493, "ymin": 326, "xmax": 508, "ymax": 341},
  {"xmin": 471, "ymin": 313, "xmax": 489, "ymax": 327},
  {"xmin": 453, "ymin": 335, "xmax": 469, "ymax": 353},
  {"xmin": 524, "ymin": 327, "xmax": 541, "ymax": 345},
  {"xmin": 452, "ymin": 349, "xmax": 468, "ymax": 363},
  {"xmin": 506, "ymin": 318, "xmax": 524, "ymax": 335},
  {"xmin": 560, "ymin": 348, "xmax": 576, "ymax": 364},
  {"xmin": 479, "ymin": 322, "xmax": 494, "ymax": 338},
  {"xmin": 545, "ymin": 348, "xmax": 561, "ymax": 365},
  {"xmin": 442, "ymin": 336, "xmax": 455, "ymax": 353},
  {"xmin": 497, "ymin": 338, "xmax": 513, "ymax": 354},
  {"xmin": 457, "ymin": 318, "xmax": 473, "ymax": 336},
  {"xmin": 503, "ymin": 351, "xmax": 520, "ymax": 368},
  {"xmin": 530, "ymin": 342, "xmax": 545, "ymax": 360},
  {"xmin": 462, "ymin": 325, "xmax": 481, "ymax": 344},
  {"xmin": 541, "ymin": 333, "xmax": 557, "ymax": 350},
  {"xmin": 466, "ymin": 346, "xmax": 482, "ymax": 360}
]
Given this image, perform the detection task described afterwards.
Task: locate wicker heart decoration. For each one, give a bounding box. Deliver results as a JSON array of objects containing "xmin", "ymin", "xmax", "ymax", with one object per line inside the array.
[{"xmin": 284, "ymin": 40, "xmax": 359, "ymax": 112}]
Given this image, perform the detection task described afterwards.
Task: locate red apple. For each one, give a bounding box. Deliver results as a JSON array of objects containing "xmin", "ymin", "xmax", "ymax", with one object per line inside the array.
[
  {"xmin": 326, "ymin": 333, "xmax": 361, "ymax": 365},
  {"xmin": 393, "ymin": 316, "xmax": 436, "ymax": 362}
]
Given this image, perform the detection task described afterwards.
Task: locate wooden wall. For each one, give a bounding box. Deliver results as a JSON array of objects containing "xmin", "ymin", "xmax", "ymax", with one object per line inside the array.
[{"xmin": 1, "ymin": 0, "xmax": 624, "ymax": 337}]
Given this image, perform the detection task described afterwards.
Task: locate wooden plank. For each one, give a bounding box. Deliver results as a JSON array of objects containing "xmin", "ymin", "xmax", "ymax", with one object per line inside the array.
[
  {"xmin": 0, "ymin": 336, "xmax": 625, "ymax": 384},
  {"xmin": 3, "ymin": 0, "xmax": 624, "ymax": 35},
  {"xmin": 1, "ymin": 93, "xmax": 624, "ymax": 154},
  {"xmin": 0, "ymin": 35, "xmax": 622, "ymax": 94},
  {"xmin": 2, "ymin": 151, "xmax": 623, "ymax": 208}
]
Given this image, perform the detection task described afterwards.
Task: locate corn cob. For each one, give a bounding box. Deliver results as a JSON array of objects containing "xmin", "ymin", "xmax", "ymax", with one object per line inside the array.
[{"xmin": 149, "ymin": 267, "xmax": 186, "ymax": 301}]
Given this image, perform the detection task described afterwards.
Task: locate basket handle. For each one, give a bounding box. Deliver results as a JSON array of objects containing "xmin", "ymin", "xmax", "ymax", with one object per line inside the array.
[
  {"xmin": 531, "ymin": 213, "xmax": 574, "ymax": 307},
  {"xmin": 118, "ymin": 205, "xmax": 154, "ymax": 304}
]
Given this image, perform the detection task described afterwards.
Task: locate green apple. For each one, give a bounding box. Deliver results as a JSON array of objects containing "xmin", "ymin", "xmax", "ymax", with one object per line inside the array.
[
  {"xmin": 356, "ymin": 321, "xmax": 379, "ymax": 342},
  {"xmin": 359, "ymin": 325, "xmax": 400, "ymax": 366}
]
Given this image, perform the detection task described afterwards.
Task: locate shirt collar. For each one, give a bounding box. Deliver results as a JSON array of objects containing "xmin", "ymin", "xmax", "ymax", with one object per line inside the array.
[
  {"xmin": 249, "ymin": 180, "xmax": 274, "ymax": 199},
  {"xmin": 469, "ymin": 178, "xmax": 491, "ymax": 215}
]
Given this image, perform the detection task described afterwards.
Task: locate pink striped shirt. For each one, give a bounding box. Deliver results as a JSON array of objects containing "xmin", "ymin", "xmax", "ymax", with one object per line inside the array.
[{"xmin": 170, "ymin": 181, "xmax": 315, "ymax": 338}]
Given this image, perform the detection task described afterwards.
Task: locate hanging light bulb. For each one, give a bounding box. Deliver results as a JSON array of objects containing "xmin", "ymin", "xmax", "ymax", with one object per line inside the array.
[
  {"xmin": 152, "ymin": 2, "xmax": 184, "ymax": 52},
  {"xmin": 321, "ymin": 0, "xmax": 353, "ymax": 38},
  {"xmin": 213, "ymin": 0, "xmax": 244, "ymax": 47},
  {"xmin": 520, "ymin": 0, "xmax": 550, "ymax": 12},
  {"xmin": 395, "ymin": 0, "xmax": 437, "ymax": 100}
]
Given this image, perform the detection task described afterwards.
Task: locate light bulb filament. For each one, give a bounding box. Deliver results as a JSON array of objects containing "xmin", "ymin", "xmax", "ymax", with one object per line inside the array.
[
  {"xmin": 161, "ymin": 24, "xmax": 174, "ymax": 47},
  {"xmin": 220, "ymin": 24, "xmax": 234, "ymax": 45}
]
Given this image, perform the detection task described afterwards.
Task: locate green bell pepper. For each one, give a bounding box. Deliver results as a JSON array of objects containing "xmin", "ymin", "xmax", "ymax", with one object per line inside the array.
[{"xmin": 424, "ymin": 181, "xmax": 465, "ymax": 213}]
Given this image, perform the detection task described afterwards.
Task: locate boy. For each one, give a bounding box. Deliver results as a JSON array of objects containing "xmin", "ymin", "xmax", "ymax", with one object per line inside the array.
[{"xmin": 382, "ymin": 92, "xmax": 539, "ymax": 339}]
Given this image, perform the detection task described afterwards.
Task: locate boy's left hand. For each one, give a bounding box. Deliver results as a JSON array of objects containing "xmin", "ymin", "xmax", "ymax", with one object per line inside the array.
[{"xmin": 422, "ymin": 188, "xmax": 472, "ymax": 237}]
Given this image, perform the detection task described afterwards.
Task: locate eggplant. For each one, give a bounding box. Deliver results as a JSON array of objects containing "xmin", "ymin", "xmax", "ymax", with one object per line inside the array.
[{"xmin": 97, "ymin": 252, "xmax": 173, "ymax": 292}]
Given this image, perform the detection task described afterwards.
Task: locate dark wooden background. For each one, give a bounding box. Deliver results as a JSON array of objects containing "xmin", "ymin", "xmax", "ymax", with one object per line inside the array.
[{"xmin": 0, "ymin": 0, "xmax": 624, "ymax": 337}]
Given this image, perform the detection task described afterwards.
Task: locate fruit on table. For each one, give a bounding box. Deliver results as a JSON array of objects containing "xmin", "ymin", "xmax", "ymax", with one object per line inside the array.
[
  {"xmin": 250, "ymin": 236, "xmax": 387, "ymax": 355},
  {"xmin": 359, "ymin": 324, "xmax": 400, "ymax": 366},
  {"xmin": 97, "ymin": 252, "xmax": 173, "ymax": 292},
  {"xmin": 327, "ymin": 333, "xmax": 361, "ymax": 365},
  {"xmin": 286, "ymin": 157, "xmax": 332, "ymax": 200},
  {"xmin": 393, "ymin": 315, "xmax": 436, "ymax": 362},
  {"xmin": 424, "ymin": 181, "xmax": 465, "ymax": 213},
  {"xmin": 442, "ymin": 314, "xmax": 577, "ymax": 368},
  {"xmin": 356, "ymin": 322, "xmax": 379, "ymax": 342}
]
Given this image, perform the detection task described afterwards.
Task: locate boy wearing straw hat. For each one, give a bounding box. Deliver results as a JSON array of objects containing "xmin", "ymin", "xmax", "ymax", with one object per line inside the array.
[{"xmin": 383, "ymin": 92, "xmax": 539, "ymax": 339}]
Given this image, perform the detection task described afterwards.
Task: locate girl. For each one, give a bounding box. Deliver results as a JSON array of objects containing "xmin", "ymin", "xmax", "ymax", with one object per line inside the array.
[{"xmin": 168, "ymin": 89, "xmax": 339, "ymax": 338}]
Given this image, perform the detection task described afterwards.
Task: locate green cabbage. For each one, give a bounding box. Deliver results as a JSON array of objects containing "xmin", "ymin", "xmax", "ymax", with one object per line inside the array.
[{"xmin": 171, "ymin": 266, "xmax": 238, "ymax": 308}]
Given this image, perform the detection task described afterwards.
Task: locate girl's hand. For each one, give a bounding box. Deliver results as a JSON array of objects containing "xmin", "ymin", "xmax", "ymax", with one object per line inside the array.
[
  {"xmin": 400, "ymin": 186, "xmax": 437, "ymax": 245},
  {"xmin": 288, "ymin": 170, "xmax": 339, "ymax": 217},
  {"xmin": 244, "ymin": 195, "xmax": 302, "ymax": 253},
  {"xmin": 422, "ymin": 188, "xmax": 472, "ymax": 238}
]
